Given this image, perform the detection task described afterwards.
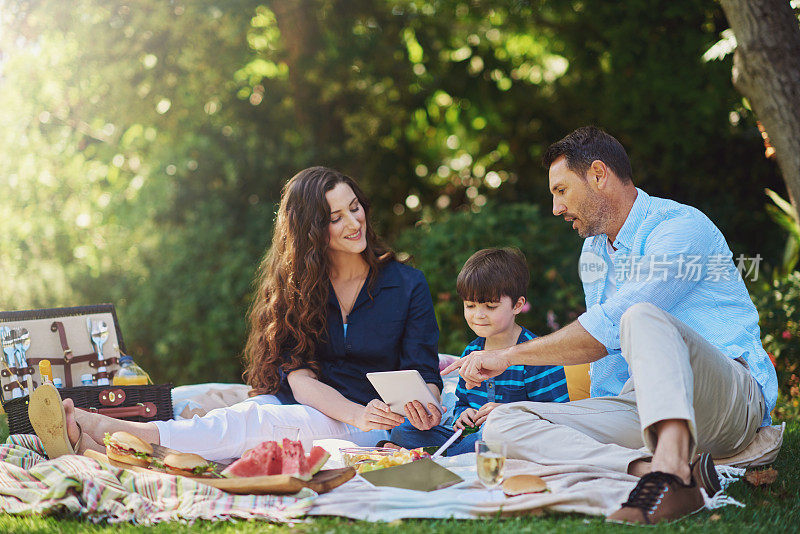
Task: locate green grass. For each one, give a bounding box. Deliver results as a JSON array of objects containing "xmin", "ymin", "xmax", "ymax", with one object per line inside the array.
[{"xmin": 1, "ymin": 415, "xmax": 798, "ymax": 533}]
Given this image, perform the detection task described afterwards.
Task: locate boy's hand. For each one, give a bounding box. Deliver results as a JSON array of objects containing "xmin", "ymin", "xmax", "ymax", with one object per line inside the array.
[
  {"xmin": 404, "ymin": 400, "xmax": 444, "ymax": 431},
  {"xmin": 441, "ymin": 348, "xmax": 512, "ymax": 389},
  {"xmin": 453, "ymin": 408, "xmax": 478, "ymax": 430},
  {"xmin": 473, "ymin": 402, "xmax": 501, "ymax": 427}
]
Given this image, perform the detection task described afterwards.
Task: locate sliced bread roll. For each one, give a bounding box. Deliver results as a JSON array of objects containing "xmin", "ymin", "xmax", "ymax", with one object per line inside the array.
[{"xmin": 502, "ymin": 474, "xmax": 547, "ymax": 495}]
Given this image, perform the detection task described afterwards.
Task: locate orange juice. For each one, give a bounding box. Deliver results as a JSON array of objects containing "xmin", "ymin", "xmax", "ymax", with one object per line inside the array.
[
  {"xmin": 113, "ymin": 354, "xmax": 151, "ymax": 385},
  {"xmin": 112, "ymin": 374, "xmax": 148, "ymax": 386}
]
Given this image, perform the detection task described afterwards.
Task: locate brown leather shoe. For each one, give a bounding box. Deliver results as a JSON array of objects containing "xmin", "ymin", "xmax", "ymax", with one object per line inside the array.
[
  {"xmin": 691, "ymin": 453, "xmax": 721, "ymax": 496},
  {"xmin": 606, "ymin": 471, "xmax": 705, "ymax": 525},
  {"xmin": 636, "ymin": 453, "xmax": 721, "ymax": 496}
]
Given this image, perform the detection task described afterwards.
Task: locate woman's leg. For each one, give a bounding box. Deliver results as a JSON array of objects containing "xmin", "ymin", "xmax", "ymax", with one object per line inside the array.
[
  {"xmin": 67, "ymin": 395, "xmax": 388, "ymax": 461},
  {"xmin": 159, "ymin": 401, "xmax": 391, "ymax": 459}
]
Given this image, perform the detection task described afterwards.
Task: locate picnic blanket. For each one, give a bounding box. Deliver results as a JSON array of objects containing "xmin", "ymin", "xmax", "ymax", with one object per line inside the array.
[
  {"xmin": 0, "ymin": 434, "xmax": 748, "ymax": 523},
  {"xmin": 307, "ymin": 439, "xmax": 745, "ymax": 521},
  {"xmin": 0, "ymin": 434, "xmax": 314, "ymax": 524}
]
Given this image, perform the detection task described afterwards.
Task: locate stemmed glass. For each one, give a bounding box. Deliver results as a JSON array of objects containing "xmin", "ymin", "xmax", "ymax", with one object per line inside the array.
[
  {"xmin": 475, "ymin": 440, "xmax": 507, "ymax": 500},
  {"xmin": 274, "ymin": 425, "xmax": 300, "ymax": 442}
]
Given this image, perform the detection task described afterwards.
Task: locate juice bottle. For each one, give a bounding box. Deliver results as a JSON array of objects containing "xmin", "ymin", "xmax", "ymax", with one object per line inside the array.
[
  {"xmin": 113, "ymin": 355, "xmax": 151, "ymax": 386},
  {"xmin": 39, "ymin": 360, "xmax": 53, "ymax": 384}
]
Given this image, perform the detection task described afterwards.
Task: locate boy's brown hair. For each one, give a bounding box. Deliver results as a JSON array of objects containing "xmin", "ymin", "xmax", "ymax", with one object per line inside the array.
[{"xmin": 456, "ymin": 247, "xmax": 529, "ymax": 303}]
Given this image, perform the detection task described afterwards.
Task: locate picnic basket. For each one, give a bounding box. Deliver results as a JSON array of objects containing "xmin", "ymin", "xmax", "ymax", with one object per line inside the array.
[{"xmin": 0, "ymin": 304, "xmax": 172, "ymax": 435}]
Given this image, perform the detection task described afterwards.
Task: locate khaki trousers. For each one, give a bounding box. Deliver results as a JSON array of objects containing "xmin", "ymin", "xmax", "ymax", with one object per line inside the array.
[{"xmin": 483, "ymin": 302, "xmax": 765, "ymax": 473}]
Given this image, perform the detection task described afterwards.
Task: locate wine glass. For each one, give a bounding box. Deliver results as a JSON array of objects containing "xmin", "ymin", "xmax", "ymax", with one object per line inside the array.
[
  {"xmin": 274, "ymin": 425, "xmax": 300, "ymax": 442},
  {"xmin": 475, "ymin": 440, "xmax": 507, "ymax": 499}
]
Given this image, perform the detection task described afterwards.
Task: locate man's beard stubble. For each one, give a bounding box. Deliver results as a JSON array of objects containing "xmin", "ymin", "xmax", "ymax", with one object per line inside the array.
[{"xmin": 576, "ymin": 193, "xmax": 615, "ymax": 239}]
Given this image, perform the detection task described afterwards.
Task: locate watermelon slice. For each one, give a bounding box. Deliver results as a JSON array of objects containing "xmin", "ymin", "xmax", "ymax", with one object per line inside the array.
[
  {"xmin": 221, "ymin": 440, "xmax": 283, "ymax": 478},
  {"xmin": 305, "ymin": 446, "xmax": 330, "ymax": 475},
  {"xmin": 281, "ymin": 438, "xmax": 311, "ymax": 480},
  {"xmin": 221, "ymin": 453, "xmax": 262, "ymax": 478},
  {"xmin": 221, "ymin": 439, "xmax": 318, "ymax": 479},
  {"xmin": 256, "ymin": 440, "xmax": 283, "ymax": 475}
]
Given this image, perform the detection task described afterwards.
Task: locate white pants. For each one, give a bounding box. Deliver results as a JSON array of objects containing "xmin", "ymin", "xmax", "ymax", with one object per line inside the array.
[
  {"xmin": 154, "ymin": 396, "xmax": 389, "ymax": 461},
  {"xmin": 483, "ymin": 302, "xmax": 765, "ymax": 472}
]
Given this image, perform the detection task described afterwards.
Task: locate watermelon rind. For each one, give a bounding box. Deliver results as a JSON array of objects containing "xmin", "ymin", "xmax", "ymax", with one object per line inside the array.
[{"xmin": 306, "ymin": 446, "xmax": 330, "ymax": 475}]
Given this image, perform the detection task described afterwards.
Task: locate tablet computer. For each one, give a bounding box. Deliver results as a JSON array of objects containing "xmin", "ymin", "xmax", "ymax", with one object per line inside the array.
[{"xmin": 366, "ymin": 370, "xmax": 444, "ymax": 417}]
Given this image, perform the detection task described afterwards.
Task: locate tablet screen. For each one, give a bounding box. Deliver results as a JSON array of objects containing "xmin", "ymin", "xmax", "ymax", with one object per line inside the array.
[{"xmin": 366, "ymin": 370, "xmax": 443, "ymax": 416}]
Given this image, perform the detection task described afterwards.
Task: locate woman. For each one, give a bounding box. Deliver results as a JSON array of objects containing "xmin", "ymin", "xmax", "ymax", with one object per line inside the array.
[{"xmin": 40, "ymin": 167, "xmax": 444, "ymax": 461}]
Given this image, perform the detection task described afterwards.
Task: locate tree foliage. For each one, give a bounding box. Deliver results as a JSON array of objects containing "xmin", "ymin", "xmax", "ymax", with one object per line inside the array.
[
  {"xmin": 394, "ymin": 203, "xmax": 584, "ymax": 355},
  {"xmin": 0, "ymin": 0, "xmax": 790, "ymax": 384}
]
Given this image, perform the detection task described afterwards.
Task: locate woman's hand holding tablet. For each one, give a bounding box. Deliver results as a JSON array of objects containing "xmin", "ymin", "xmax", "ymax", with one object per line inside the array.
[{"xmin": 356, "ymin": 399, "xmax": 405, "ymax": 431}]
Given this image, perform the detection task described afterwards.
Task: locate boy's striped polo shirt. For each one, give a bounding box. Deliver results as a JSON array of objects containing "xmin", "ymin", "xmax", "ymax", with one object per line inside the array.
[{"xmin": 453, "ymin": 326, "xmax": 569, "ymax": 419}]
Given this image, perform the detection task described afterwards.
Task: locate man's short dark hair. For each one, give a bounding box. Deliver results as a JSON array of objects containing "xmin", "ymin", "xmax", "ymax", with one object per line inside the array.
[
  {"xmin": 542, "ymin": 126, "xmax": 633, "ymax": 183},
  {"xmin": 456, "ymin": 248, "xmax": 529, "ymax": 303}
]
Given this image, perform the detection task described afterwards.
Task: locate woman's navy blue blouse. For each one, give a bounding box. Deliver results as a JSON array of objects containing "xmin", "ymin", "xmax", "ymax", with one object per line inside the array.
[{"xmin": 276, "ymin": 260, "xmax": 442, "ymax": 406}]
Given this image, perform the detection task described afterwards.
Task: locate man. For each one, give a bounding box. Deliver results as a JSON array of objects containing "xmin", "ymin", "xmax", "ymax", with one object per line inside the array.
[{"xmin": 443, "ymin": 126, "xmax": 777, "ymax": 524}]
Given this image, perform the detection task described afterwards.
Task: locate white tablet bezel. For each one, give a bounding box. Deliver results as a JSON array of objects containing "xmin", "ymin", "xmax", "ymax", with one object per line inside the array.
[{"xmin": 366, "ymin": 370, "xmax": 443, "ymax": 417}]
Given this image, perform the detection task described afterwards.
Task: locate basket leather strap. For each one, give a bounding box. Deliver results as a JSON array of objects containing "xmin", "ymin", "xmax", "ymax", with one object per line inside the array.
[
  {"xmin": 50, "ymin": 321, "xmax": 73, "ymax": 387},
  {"xmin": 2, "ymin": 380, "xmax": 37, "ymax": 392},
  {"xmin": 87, "ymin": 402, "xmax": 157, "ymax": 419},
  {"xmin": 1, "ymin": 366, "xmax": 34, "ymax": 378},
  {"xmin": 26, "ymin": 355, "xmax": 119, "ymax": 367}
]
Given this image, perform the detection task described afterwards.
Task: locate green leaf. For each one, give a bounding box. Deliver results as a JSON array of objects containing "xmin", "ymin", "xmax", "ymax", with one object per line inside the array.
[{"xmin": 766, "ymin": 189, "xmax": 799, "ymax": 223}]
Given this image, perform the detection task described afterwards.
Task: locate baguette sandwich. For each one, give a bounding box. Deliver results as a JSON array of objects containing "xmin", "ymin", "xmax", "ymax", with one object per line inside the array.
[
  {"xmin": 163, "ymin": 452, "xmax": 217, "ymax": 477},
  {"xmin": 103, "ymin": 431, "xmax": 154, "ymax": 468}
]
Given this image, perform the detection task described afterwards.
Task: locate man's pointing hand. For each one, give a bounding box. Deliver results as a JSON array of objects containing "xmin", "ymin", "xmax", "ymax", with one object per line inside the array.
[{"xmin": 441, "ymin": 348, "xmax": 512, "ymax": 388}]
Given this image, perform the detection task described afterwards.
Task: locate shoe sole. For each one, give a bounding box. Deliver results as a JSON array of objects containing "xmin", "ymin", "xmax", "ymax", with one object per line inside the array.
[
  {"xmin": 606, "ymin": 503, "xmax": 706, "ymax": 526},
  {"xmin": 28, "ymin": 384, "xmax": 74, "ymax": 459}
]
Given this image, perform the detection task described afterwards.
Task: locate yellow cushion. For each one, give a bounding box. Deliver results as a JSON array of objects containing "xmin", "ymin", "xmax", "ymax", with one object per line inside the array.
[{"xmin": 564, "ymin": 364, "xmax": 591, "ymax": 401}]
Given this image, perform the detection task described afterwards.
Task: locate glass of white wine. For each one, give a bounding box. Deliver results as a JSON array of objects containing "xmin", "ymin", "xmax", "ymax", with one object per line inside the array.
[{"xmin": 475, "ymin": 440, "xmax": 507, "ymax": 494}]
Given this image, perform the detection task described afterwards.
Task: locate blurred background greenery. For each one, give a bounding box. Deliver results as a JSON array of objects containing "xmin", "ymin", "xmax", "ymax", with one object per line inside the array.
[{"xmin": 0, "ymin": 1, "xmax": 797, "ymax": 413}]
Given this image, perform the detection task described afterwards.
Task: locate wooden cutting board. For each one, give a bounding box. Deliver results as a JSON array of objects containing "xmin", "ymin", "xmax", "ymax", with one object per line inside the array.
[{"xmin": 83, "ymin": 449, "xmax": 355, "ymax": 495}]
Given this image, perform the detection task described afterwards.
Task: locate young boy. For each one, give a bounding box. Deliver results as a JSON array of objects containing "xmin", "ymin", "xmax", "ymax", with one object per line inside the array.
[{"xmin": 388, "ymin": 248, "xmax": 570, "ymax": 455}]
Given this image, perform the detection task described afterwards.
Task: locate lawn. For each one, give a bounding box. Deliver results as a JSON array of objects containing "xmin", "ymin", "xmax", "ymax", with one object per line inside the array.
[{"xmin": 0, "ymin": 415, "xmax": 797, "ymax": 533}]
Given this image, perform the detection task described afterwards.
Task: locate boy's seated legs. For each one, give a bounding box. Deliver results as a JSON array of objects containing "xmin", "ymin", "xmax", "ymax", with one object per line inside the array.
[
  {"xmin": 389, "ymin": 420, "xmax": 484, "ymax": 456},
  {"xmin": 390, "ymin": 421, "xmax": 455, "ymax": 449}
]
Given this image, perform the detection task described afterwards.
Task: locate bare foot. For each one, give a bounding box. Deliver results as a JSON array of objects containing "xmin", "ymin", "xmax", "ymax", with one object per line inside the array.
[
  {"xmin": 63, "ymin": 398, "xmax": 81, "ymax": 448},
  {"xmin": 63, "ymin": 399, "xmax": 106, "ymax": 454}
]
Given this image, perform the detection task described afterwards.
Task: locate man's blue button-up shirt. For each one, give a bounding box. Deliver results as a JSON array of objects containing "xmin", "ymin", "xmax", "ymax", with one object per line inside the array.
[{"xmin": 577, "ymin": 188, "xmax": 778, "ymax": 426}]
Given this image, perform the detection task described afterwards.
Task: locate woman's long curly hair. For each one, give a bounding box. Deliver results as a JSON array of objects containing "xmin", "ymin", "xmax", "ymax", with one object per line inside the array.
[{"xmin": 243, "ymin": 166, "xmax": 395, "ymax": 394}]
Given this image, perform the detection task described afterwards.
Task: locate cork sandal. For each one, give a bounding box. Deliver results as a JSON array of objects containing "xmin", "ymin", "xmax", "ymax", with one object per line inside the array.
[{"xmin": 28, "ymin": 384, "xmax": 81, "ymax": 459}]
